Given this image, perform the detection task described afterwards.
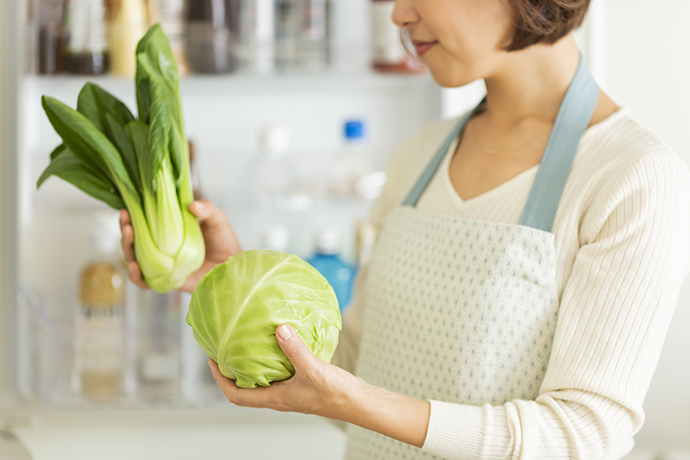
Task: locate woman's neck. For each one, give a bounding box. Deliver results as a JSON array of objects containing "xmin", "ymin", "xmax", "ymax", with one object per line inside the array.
[{"xmin": 483, "ymin": 35, "xmax": 582, "ymax": 127}]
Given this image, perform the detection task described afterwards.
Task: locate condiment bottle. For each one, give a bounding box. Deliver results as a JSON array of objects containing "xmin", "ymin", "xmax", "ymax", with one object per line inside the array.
[
  {"xmin": 240, "ymin": 0, "xmax": 275, "ymax": 74},
  {"xmin": 62, "ymin": 0, "xmax": 110, "ymax": 75},
  {"xmin": 37, "ymin": 0, "xmax": 66, "ymax": 74},
  {"xmin": 184, "ymin": 0, "xmax": 241, "ymax": 74},
  {"xmin": 275, "ymin": 0, "xmax": 299, "ymax": 71},
  {"xmin": 73, "ymin": 214, "xmax": 126, "ymax": 400},
  {"xmin": 297, "ymin": 0, "xmax": 330, "ymax": 71},
  {"xmin": 370, "ymin": 0, "xmax": 423, "ymax": 73},
  {"xmin": 107, "ymin": 0, "xmax": 149, "ymax": 77}
]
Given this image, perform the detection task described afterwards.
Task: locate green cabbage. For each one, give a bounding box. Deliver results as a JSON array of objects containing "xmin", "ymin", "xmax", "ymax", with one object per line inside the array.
[
  {"xmin": 36, "ymin": 25, "xmax": 204, "ymax": 293},
  {"xmin": 186, "ymin": 250, "xmax": 342, "ymax": 388}
]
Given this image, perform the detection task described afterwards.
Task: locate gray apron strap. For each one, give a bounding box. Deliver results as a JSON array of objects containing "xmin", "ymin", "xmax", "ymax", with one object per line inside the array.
[
  {"xmin": 402, "ymin": 54, "xmax": 600, "ymax": 233},
  {"xmin": 401, "ymin": 108, "xmax": 478, "ymax": 207},
  {"xmin": 518, "ymin": 57, "xmax": 599, "ymax": 231}
]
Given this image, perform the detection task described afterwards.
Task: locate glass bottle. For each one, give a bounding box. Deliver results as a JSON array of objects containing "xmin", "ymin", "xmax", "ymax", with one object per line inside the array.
[
  {"xmin": 240, "ymin": 0, "xmax": 275, "ymax": 74},
  {"xmin": 370, "ymin": 0, "xmax": 423, "ymax": 74},
  {"xmin": 184, "ymin": 0, "xmax": 241, "ymax": 74},
  {"xmin": 72, "ymin": 214, "xmax": 126, "ymax": 400},
  {"xmin": 275, "ymin": 0, "xmax": 299, "ymax": 71},
  {"xmin": 107, "ymin": 0, "xmax": 148, "ymax": 77},
  {"xmin": 37, "ymin": 0, "xmax": 66, "ymax": 74},
  {"xmin": 62, "ymin": 0, "xmax": 110, "ymax": 75},
  {"xmin": 297, "ymin": 0, "xmax": 330, "ymax": 71}
]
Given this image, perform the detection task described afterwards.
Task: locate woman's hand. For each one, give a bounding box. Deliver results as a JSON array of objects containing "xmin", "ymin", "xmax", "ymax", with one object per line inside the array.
[
  {"xmin": 119, "ymin": 200, "xmax": 242, "ymax": 293},
  {"xmin": 209, "ymin": 324, "xmax": 366, "ymax": 421},
  {"xmin": 209, "ymin": 324, "xmax": 431, "ymax": 448}
]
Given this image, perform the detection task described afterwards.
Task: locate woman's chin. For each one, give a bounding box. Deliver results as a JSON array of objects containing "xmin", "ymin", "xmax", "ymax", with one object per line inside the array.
[{"xmin": 427, "ymin": 66, "xmax": 477, "ymax": 89}]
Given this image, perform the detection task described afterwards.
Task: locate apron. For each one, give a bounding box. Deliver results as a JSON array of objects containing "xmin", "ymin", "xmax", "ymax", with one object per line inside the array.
[{"xmin": 345, "ymin": 56, "xmax": 600, "ymax": 460}]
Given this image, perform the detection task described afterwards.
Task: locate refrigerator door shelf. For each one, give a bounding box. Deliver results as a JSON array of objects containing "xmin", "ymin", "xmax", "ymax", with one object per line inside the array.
[{"xmin": 12, "ymin": 418, "xmax": 346, "ymax": 460}]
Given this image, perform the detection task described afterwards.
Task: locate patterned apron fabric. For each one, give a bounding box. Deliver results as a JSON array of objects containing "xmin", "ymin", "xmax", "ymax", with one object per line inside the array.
[{"xmin": 345, "ymin": 56, "xmax": 600, "ymax": 460}]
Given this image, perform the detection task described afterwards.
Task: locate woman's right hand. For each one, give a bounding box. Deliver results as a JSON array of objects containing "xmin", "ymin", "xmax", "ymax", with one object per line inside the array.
[{"xmin": 119, "ymin": 200, "xmax": 243, "ymax": 293}]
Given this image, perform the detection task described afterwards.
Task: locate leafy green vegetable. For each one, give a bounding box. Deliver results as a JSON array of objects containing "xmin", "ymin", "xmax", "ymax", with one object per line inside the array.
[
  {"xmin": 186, "ymin": 250, "xmax": 342, "ymax": 388},
  {"xmin": 37, "ymin": 25, "xmax": 204, "ymax": 293}
]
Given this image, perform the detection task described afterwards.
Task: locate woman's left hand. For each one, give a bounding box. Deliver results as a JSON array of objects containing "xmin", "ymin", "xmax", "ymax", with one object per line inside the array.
[{"xmin": 208, "ymin": 324, "xmax": 365, "ymax": 422}]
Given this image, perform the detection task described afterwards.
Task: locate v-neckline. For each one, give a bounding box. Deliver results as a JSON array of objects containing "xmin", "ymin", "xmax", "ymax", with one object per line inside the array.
[
  {"xmin": 439, "ymin": 106, "xmax": 629, "ymax": 206},
  {"xmin": 441, "ymin": 137, "xmax": 540, "ymax": 205}
]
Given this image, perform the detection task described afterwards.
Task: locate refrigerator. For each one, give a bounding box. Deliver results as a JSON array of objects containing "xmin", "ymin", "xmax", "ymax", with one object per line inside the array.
[{"xmin": 0, "ymin": 0, "xmax": 625, "ymax": 459}]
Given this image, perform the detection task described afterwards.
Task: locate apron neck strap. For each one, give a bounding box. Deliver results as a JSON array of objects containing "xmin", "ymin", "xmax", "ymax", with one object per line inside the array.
[
  {"xmin": 518, "ymin": 55, "xmax": 599, "ymax": 232},
  {"xmin": 400, "ymin": 107, "xmax": 479, "ymax": 208},
  {"xmin": 402, "ymin": 54, "xmax": 599, "ymax": 234}
]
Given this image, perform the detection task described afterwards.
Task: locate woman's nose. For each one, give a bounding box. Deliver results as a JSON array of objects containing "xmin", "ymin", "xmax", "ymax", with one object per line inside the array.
[{"xmin": 392, "ymin": 0, "xmax": 420, "ymax": 29}]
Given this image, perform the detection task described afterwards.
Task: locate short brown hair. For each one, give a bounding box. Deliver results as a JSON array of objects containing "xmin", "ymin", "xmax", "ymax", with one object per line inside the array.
[{"xmin": 505, "ymin": 0, "xmax": 591, "ymax": 51}]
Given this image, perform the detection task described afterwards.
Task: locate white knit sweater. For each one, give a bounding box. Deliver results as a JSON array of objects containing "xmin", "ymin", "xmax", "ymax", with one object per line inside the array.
[{"xmin": 331, "ymin": 107, "xmax": 690, "ymax": 459}]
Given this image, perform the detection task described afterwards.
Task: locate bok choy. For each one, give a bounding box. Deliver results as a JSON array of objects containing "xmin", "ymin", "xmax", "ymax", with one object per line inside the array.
[{"xmin": 37, "ymin": 25, "xmax": 205, "ymax": 293}]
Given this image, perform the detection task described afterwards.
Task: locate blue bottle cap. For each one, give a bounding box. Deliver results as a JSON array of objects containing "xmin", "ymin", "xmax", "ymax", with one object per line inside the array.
[{"xmin": 345, "ymin": 121, "xmax": 365, "ymax": 140}]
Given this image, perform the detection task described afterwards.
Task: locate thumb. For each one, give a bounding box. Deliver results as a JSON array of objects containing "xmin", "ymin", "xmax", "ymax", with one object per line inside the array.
[
  {"xmin": 276, "ymin": 324, "xmax": 314, "ymax": 371},
  {"xmin": 189, "ymin": 200, "xmax": 225, "ymax": 226}
]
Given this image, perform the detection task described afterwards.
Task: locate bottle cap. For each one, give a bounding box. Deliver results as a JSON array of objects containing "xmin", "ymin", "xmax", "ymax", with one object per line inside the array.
[
  {"xmin": 259, "ymin": 124, "xmax": 290, "ymax": 159},
  {"xmin": 259, "ymin": 226, "xmax": 289, "ymax": 252},
  {"xmin": 315, "ymin": 228, "xmax": 341, "ymax": 255},
  {"xmin": 344, "ymin": 121, "xmax": 365, "ymax": 141}
]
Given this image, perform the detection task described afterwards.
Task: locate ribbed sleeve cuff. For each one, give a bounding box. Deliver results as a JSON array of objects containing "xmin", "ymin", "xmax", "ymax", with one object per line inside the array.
[{"xmin": 421, "ymin": 400, "xmax": 486, "ymax": 460}]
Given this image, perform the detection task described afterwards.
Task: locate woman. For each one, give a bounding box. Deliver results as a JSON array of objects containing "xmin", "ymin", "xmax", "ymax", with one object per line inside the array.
[{"xmin": 121, "ymin": 0, "xmax": 690, "ymax": 458}]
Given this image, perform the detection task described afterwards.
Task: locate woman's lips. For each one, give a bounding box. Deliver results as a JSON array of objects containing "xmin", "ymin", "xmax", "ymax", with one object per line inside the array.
[{"xmin": 413, "ymin": 41, "xmax": 437, "ymax": 57}]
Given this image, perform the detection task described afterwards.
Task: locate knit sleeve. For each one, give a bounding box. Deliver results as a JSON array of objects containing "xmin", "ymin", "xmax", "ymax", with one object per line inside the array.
[{"xmin": 421, "ymin": 152, "xmax": 690, "ymax": 459}]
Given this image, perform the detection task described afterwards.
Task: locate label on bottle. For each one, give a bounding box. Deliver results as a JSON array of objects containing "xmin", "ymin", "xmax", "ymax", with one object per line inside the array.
[
  {"xmin": 241, "ymin": 0, "xmax": 274, "ymax": 72},
  {"xmin": 74, "ymin": 304, "xmax": 125, "ymax": 374},
  {"xmin": 65, "ymin": 0, "xmax": 108, "ymax": 53},
  {"xmin": 157, "ymin": 0, "xmax": 185, "ymax": 39},
  {"xmin": 371, "ymin": 2, "xmax": 405, "ymax": 64}
]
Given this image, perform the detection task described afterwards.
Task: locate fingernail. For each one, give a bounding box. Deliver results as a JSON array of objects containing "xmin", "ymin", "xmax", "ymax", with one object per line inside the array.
[
  {"xmin": 129, "ymin": 265, "xmax": 134, "ymax": 276},
  {"xmin": 277, "ymin": 324, "xmax": 293, "ymax": 341},
  {"xmin": 193, "ymin": 201, "xmax": 204, "ymax": 211}
]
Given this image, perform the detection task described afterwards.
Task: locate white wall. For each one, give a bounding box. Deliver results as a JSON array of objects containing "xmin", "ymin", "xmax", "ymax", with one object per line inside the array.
[{"xmin": 602, "ymin": 0, "xmax": 690, "ymax": 450}]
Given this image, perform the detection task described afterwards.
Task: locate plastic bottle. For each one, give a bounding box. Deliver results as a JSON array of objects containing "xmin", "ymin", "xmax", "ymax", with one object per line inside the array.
[
  {"xmin": 136, "ymin": 290, "xmax": 182, "ymax": 400},
  {"xmin": 297, "ymin": 0, "xmax": 330, "ymax": 71},
  {"xmin": 107, "ymin": 0, "xmax": 149, "ymax": 77},
  {"xmin": 251, "ymin": 124, "xmax": 298, "ymax": 212},
  {"xmin": 72, "ymin": 213, "xmax": 126, "ymax": 400},
  {"xmin": 240, "ymin": 0, "xmax": 275, "ymax": 73},
  {"xmin": 329, "ymin": 120, "xmax": 374, "ymax": 198},
  {"xmin": 370, "ymin": 0, "xmax": 423, "ymax": 74},
  {"xmin": 307, "ymin": 228, "xmax": 355, "ymax": 313},
  {"xmin": 62, "ymin": 0, "xmax": 110, "ymax": 75},
  {"xmin": 184, "ymin": 0, "xmax": 241, "ymax": 74}
]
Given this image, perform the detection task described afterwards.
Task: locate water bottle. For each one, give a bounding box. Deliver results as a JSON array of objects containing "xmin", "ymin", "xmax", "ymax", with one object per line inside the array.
[
  {"xmin": 329, "ymin": 120, "xmax": 374, "ymax": 198},
  {"xmin": 307, "ymin": 228, "xmax": 355, "ymax": 314}
]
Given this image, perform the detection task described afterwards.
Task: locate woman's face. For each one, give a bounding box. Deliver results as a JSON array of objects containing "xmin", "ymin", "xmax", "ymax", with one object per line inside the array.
[{"xmin": 393, "ymin": 0, "xmax": 514, "ymax": 87}]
